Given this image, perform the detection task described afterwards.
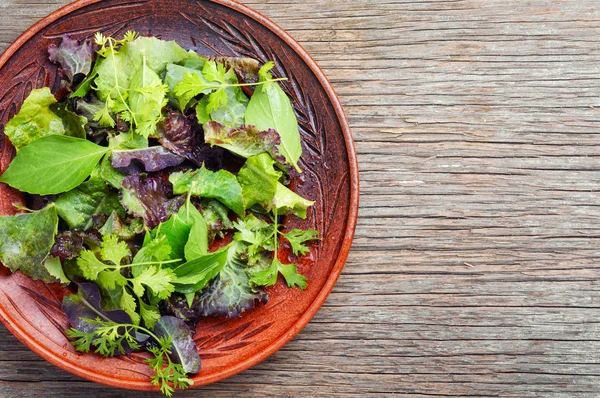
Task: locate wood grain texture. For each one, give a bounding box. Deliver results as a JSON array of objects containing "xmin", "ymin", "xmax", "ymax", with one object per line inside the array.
[{"xmin": 1, "ymin": 0, "xmax": 600, "ymax": 396}]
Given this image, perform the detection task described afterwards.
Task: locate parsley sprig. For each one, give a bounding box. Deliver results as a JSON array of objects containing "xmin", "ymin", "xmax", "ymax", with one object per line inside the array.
[{"xmin": 67, "ymin": 318, "xmax": 193, "ymax": 396}]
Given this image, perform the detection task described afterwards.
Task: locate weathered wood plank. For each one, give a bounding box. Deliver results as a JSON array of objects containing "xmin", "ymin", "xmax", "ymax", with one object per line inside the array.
[{"xmin": 2, "ymin": 0, "xmax": 600, "ymax": 396}]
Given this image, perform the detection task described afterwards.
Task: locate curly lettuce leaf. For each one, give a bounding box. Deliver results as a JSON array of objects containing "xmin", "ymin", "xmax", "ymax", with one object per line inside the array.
[
  {"xmin": 0, "ymin": 204, "xmax": 59, "ymax": 282},
  {"xmin": 4, "ymin": 88, "xmax": 65, "ymax": 150},
  {"xmin": 121, "ymin": 174, "xmax": 185, "ymax": 229},
  {"xmin": 193, "ymin": 243, "xmax": 267, "ymax": 318},
  {"xmin": 158, "ymin": 111, "xmax": 227, "ymax": 169},
  {"xmin": 271, "ymin": 183, "xmax": 314, "ymax": 219},
  {"xmin": 48, "ymin": 35, "xmax": 94, "ymax": 87},
  {"xmin": 237, "ymin": 153, "xmax": 282, "ymax": 210},
  {"xmin": 170, "ymin": 166, "xmax": 244, "ymax": 216},
  {"xmin": 203, "ymin": 122, "xmax": 288, "ymax": 169}
]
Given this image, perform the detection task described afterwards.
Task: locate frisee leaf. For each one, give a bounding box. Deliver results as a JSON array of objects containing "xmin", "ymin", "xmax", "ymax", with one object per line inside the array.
[{"xmin": 0, "ymin": 135, "xmax": 109, "ymax": 195}]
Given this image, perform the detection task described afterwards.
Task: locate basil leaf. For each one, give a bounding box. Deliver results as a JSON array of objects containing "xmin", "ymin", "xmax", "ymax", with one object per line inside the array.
[
  {"xmin": 245, "ymin": 62, "xmax": 302, "ymax": 172},
  {"xmin": 0, "ymin": 135, "xmax": 109, "ymax": 195},
  {"xmin": 0, "ymin": 204, "xmax": 58, "ymax": 282}
]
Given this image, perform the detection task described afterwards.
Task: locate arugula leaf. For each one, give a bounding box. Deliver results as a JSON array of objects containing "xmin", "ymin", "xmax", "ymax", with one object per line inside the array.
[
  {"xmin": 0, "ymin": 135, "xmax": 109, "ymax": 195},
  {"xmin": 4, "ymin": 88, "xmax": 65, "ymax": 150},
  {"xmin": 283, "ymin": 228, "xmax": 320, "ymax": 256},
  {"xmin": 271, "ymin": 183, "xmax": 314, "ymax": 219},
  {"xmin": 0, "ymin": 204, "xmax": 58, "ymax": 282},
  {"xmin": 237, "ymin": 153, "xmax": 282, "ymax": 209},
  {"xmin": 48, "ymin": 35, "xmax": 94, "ymax": 87},
  {"xmin": 170, "ymin": 166, "xmax": 245, "ymax": 216},
  {"xmin": 55, "ymin": 177, "xmax": 124, "ymax": 230},
  {"xmin": 245, "ymin": 62, "xmax": 302, "ymax": 172}
]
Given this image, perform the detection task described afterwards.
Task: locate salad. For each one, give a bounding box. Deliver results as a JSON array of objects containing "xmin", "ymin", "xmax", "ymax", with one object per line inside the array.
[{"xmin": 0, "ymin": 32, "xmax": 318, "ymax": 395}]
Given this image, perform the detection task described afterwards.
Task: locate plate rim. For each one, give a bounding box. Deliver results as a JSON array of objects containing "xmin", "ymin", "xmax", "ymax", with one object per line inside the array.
[{"xmin": 0, "ymin": 0, "xmax": 359, "ymax": 390}]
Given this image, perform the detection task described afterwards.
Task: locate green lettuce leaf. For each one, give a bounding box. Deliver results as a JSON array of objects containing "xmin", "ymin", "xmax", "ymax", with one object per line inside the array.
[
  {"xmin": 0, "ymin": 204, "xmax": 59, "ymax": 282},
  {"xmin": 170, "ymin": 166, "xmax": 245, "ymax": 216},
  {"xmin": 4, "ymin": 88, "xmax": 65, "ymax": 150},
  {"xmin": 271, "ymin": 183, "xmax": 314, "ymax": 219},
  {"xmin": 245, "ymin": 62, "xmax": 302, "ymax": 172},
  {"xmin": 55, "ymin": 178, "xmax": 124, "ymax": 230},
  {"xmin": 237, "ymin": 153, "xmax": 282, "ymax": 209}
]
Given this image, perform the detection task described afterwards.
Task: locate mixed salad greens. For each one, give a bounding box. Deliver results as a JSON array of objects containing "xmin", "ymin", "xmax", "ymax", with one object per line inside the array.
[{"xmin": 0, "ymin": 32, "xmax": 318, "ymax": 395}]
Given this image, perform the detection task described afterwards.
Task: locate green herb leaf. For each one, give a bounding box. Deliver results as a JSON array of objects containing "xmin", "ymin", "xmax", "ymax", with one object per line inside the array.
[
  {"xmin": 245, "ymin": 62, "xmax": 302, "ymax": 172},
  {"xmin": 0, "ymin": 135, "xmax": 109, "ymax": 195},
  {"xmin": 283, "ymin": 228, "xmax": 320, "ymax": 256},
  {"xmin": 55, "ymin": 177, "xmax": 124, "ymax": 230},
  {"xmin": 237, "ymin": 153, "xmax": 282, "ymax": 209},
  {"xmin": 4, "ymin": 88, "xmax": 65, "ymax": 150},
  {"xmin": 44, "ymin": 256, "xmax": 70, "ymax": 284},
  {"xmin": 271, "ymin": 183, "xmax": 314, "ymax": 219},
  {"xmin": 170, "ymin": 166, "xmax": 245, "ymax": 216},
  {"xmin": 172, "ymin": 246, "xmax": 230, "ymax": 292},
  {"xmin": 0, "ymin": 204, "xmax": 58, "ymax": 282},
  {"xmin": 250, "ymin": 256, "xmax": 307, "ymax": 290}
]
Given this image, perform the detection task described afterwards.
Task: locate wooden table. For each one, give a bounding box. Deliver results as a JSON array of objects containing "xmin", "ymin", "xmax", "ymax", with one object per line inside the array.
[{"xmin": 2, "ymin": 0, "xmax": 600, "ymax": 396}]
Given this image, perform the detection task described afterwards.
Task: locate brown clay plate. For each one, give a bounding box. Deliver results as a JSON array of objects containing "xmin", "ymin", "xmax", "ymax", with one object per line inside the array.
[{"xmin": 0, "ymin": 0, "xmax": 358, "ymax": 392}]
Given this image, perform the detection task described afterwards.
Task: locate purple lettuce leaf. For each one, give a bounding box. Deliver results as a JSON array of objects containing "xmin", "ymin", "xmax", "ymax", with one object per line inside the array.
[
  {"xmin": 154, "ymin": 316, "xmax": 201, "ymax": 374},
  {"xmin": 203, "ymin": 121, "xmax": 290, "ymax": 172},
  {"xmin": 121, "ymin": 174, "xmax": 185, "ymax": 229},
  {"xmin": 111, "ymin": 147, "xmax": 185, "ymax": 174},
  {"xmin": 158, "ymin": 111, "xmax": 227, "ymax": 170},
  {"xmin": 48, "ymin": 35, "xmax": 94, "ymax": 88},
  {"xmin": 62, "ymin": 282, "xmax": 131, "ymax": 334},
  {"xmin": 206, "ymin": 56, "xmax": 260, "ymax": 84}
]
